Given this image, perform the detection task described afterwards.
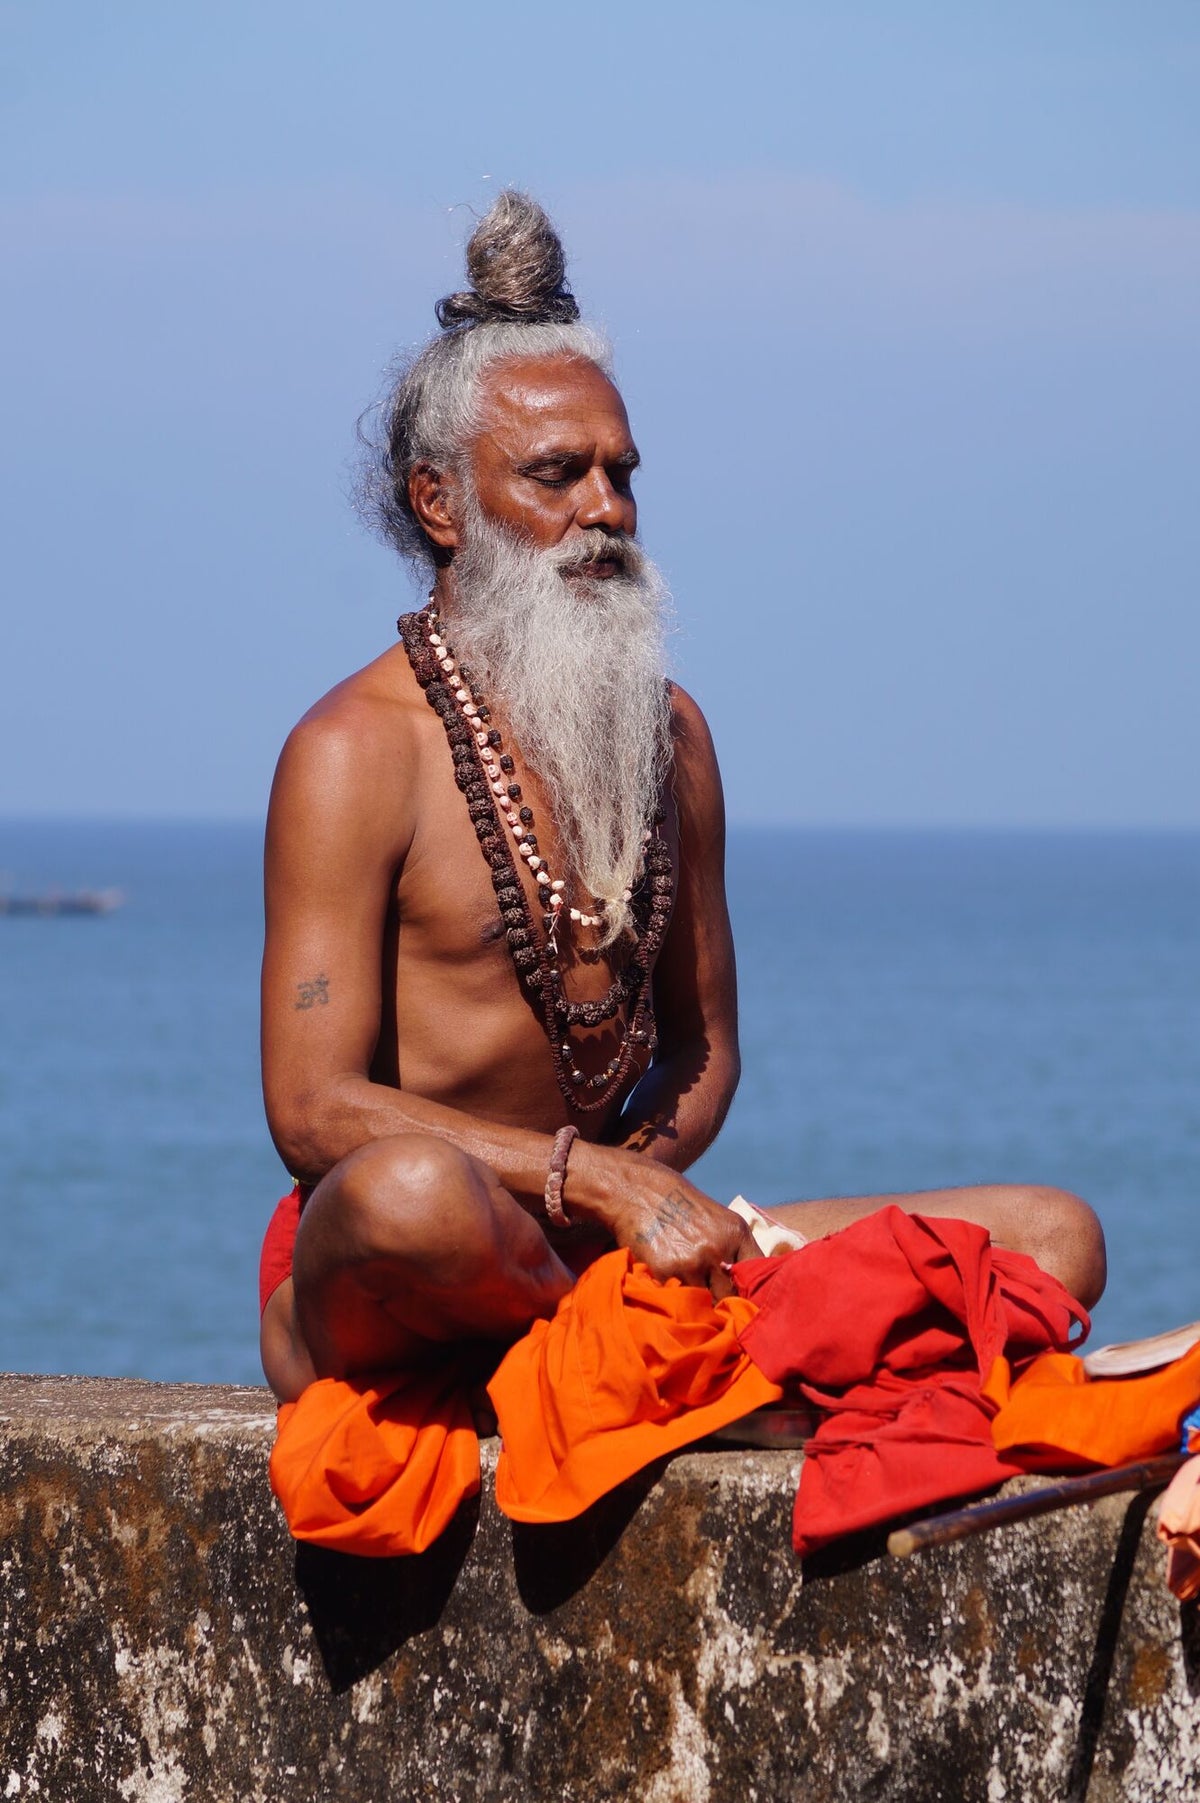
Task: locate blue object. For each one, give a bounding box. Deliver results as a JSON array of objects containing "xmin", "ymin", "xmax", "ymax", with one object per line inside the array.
[{"xmin": 1180, "ymin": 1407, "xmax": 1200, "ymax": 1454}]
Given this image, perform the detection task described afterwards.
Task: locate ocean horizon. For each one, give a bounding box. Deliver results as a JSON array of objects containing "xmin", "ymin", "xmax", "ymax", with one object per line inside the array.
[{"xmin": 2, "ymin": 817, "xmax": 1196, "ymax": 1385}]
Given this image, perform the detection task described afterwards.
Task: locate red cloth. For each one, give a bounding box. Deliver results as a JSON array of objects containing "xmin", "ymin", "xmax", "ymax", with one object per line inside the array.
[
  {"xmin": 731, "ymin": 1207, "xmax": 1088, "ymax": 1557},
  {"xmin": 259, "ymin": 1184, "xmax": 303, "ymax": 1315}
]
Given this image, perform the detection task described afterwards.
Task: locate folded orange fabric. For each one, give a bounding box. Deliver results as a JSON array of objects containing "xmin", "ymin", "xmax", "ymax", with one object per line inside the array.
[
  {"xmin": 990, "ymin": 1337, "xmax": 1200, "ymax": 1470},
  {"xmin": 269, "ymin": 1360, "xmax": 480, "ymax": 1557},
  {"xmin": 1157, "ymin": 1456, "xmax": 1200, "ymax": 1603},
  {"xmin": 490, "ymin": 1248, "xmax": 782, "ymax": 1524}
]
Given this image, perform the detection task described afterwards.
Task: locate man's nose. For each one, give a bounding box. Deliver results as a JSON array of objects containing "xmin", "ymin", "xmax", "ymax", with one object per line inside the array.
[{"xmin": 574, "ymin": 469, "xmax": 636, "ymax": 536}]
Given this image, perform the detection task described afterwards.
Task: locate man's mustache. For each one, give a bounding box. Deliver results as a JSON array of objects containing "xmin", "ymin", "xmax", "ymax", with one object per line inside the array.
[{"xmin": 546, "ymin": 529, "xmax": 644, "ymax": 578}]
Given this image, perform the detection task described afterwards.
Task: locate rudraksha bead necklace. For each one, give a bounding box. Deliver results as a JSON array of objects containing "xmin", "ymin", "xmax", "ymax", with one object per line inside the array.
[{"xmin": 397, "ymin": 606, "xmax": 675, "ymax": 1113}]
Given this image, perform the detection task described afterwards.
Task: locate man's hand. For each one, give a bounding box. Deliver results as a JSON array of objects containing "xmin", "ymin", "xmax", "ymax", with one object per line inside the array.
[
  {"xmin": 623, "ymin": 1179, "xmax": 757, "ymax": 1297},
  {"xmin": 570, "ymin": 1144, "xmax": 756, "ymax": 1293}
]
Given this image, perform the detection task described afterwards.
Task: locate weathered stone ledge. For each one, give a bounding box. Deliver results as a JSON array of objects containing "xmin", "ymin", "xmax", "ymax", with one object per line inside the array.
[{"xmin": 1, "ymin": 1373, "xmax": 1197, "ymax": 1801}]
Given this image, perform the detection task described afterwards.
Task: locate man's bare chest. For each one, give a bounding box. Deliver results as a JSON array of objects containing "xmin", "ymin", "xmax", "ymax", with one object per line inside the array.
[{"xmin": 392, "ymin": 695, "xmax": 652, "ymax": 1001}]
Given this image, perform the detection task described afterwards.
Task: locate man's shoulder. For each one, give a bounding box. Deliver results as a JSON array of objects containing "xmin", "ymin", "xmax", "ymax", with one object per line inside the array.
[
  {"xmin": 264, "ymin": 646, "xmax": 423, "ymax": 915},
  {"xmin": 283, "ymin": 644, "xmax": 421, "ymax": 763},
  {"xmin": 666, "ymin": 680, "xmax": 718, "ymax": 764},
  {"xmin": 664, "ymin": 681, "xmax": 725, "ymax": 835},
  {"xmin": 270, "ymin": 644, "xmax": 428, "ymax": 834}
]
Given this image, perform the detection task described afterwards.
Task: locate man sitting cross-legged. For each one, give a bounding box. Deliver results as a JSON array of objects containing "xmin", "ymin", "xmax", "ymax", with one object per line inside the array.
[{"xmin": 258, "ymin": 192, "xmax": 1106, "ymax": 1418}]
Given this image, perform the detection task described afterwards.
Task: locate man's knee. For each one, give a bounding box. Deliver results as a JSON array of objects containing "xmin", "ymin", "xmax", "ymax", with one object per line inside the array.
[
  {"xmin": 1020, "ymin": 1185, "xmax": 1107, "ymax": 1310},
  {"xmin": 310, "ymin": 1133, "xmax": 494, "ymax": 1272}
]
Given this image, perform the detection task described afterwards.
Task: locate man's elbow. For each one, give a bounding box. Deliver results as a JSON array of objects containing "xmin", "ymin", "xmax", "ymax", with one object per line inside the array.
[
  {"xmin": 265, "ymin": 1087, "xmax": 344, "ymax": 1186},
  {"xmin": 713, "ymin": 1043, "xmax": 740, "ymax": 1122},
  {"xmin": 693, "ymin": 1040, "xmax": 740, "ymax": 1152}
]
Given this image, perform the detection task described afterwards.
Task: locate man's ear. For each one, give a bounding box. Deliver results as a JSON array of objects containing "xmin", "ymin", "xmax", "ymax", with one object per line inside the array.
[{"xmin": 408, "ymin": 461, "xmax": 460, "ymax": 552}]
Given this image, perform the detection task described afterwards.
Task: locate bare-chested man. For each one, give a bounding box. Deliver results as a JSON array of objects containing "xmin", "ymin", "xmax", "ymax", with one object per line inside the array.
[{"xmin": 259, "ymin": 192, "xmax": 1105, "ymax": 1408}]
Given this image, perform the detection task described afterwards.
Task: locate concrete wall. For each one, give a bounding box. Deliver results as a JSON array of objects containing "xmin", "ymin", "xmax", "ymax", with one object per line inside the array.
[{"xmin": 1, "ymin": 1373, "xmax": 1197, "ymax": 1802}]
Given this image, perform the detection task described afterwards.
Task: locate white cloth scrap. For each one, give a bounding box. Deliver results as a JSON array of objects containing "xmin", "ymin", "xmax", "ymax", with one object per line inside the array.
[{"xmin": 728, "ymin": 1195, "xmax": 807, "ymax": 1258}]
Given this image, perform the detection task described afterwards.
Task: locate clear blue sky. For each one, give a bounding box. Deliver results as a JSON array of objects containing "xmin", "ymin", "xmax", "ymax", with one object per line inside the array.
[{"xmin": 3, "ymin": 2, "xmax": 1197, "ymax": 824}]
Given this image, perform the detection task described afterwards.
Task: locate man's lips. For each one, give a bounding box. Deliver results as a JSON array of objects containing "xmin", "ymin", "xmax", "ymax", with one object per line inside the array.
[{"xmin": 562, "ymin": 556, "xmax": 621, "ymax": 579}]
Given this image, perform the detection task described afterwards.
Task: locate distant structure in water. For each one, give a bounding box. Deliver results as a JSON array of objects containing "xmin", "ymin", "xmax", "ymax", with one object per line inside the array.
[{"xmin": 0, "ymin": 889, "xmax": 124, "ymax": 917}]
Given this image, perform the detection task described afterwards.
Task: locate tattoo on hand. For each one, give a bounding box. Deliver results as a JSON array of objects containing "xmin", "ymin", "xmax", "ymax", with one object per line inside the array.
[
  {"xmin": 633, "ymin": 1190, "xmax": 693, "ymax": 1252},
  {"xmin": 294, "ymin": 973, "xmax": 330, "ymax": 1010}
]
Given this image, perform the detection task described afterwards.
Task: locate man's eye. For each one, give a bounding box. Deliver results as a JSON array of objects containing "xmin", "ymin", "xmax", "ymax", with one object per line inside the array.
[{"xmin": 528, "ymin": 469, "xmax": 573, "ymax": 487}]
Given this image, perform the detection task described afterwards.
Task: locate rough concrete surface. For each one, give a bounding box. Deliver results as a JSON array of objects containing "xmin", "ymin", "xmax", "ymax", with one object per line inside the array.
[{"xmin": 1, "ymin": 1373, "xmax": 1197, "ymax": 1801}]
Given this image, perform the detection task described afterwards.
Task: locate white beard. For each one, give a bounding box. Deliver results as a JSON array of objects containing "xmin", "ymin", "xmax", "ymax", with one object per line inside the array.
[{"xmin": 445, "ymin": 499, "xmax": 674, "ymax": 947}]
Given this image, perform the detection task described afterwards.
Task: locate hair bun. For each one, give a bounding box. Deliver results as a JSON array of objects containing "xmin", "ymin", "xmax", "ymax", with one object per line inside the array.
[{"xmin": 436, "ymin": 190, "xmax": 580, "ymax": 329}]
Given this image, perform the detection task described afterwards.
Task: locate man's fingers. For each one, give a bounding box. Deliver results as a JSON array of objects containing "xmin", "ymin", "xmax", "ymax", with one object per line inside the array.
[{"xmin": 721, "ymin": 1224, "xmax": 759, "ymax": 1265}]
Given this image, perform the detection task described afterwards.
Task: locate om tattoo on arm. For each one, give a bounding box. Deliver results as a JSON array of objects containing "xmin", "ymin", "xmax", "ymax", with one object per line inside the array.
[{"xmin": 294, "ymin": 972, "xmax": 330, "ymax": 1010}]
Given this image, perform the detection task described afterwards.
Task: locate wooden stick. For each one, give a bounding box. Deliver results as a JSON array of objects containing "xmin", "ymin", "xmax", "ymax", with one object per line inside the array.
[{"xmin": 887, "ymin": 1453, "xmax": 1186, "ymax": 1558}]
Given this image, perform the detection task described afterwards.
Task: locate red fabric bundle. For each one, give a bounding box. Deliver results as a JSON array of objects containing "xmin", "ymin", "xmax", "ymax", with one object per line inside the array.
[{"xmin": 732, "ymin": 1207, "xmax": 1088, "ymax": 1556}]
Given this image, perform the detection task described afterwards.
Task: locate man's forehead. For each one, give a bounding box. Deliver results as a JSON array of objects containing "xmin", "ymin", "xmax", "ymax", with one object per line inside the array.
[{"xmin": 474, "ymin": 355, "xmax": 634, "ymax": 451}]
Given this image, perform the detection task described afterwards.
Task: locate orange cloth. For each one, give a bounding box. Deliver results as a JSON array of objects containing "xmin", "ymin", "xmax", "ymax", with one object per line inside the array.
[
  {"xmin": 489, "ymin": 1249, "xmax": 783, "ymax": 1524},
  {"xmin": 1157, "ymin": 1456, "xmax": 1200, "ymax": 1603},
  {"xmin": 269, "ymin": 1249, "xmax": 780, "ymax": 1554},
  {"xmin": 989, "ymin": 1337, "xmax": 1200, "ymax": 1470},
  {"xmin": 268, "ymin": 1360, "xmax": 480, "ymax": 1557}
]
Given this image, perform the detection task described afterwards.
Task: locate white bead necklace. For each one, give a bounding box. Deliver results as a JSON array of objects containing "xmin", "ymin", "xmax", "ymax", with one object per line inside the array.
[{"xmin": 423, "ymin": 610, "xmax": 630, "ymax": 953}]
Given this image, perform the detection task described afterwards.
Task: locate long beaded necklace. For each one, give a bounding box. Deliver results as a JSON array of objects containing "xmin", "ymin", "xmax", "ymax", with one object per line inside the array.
[{"xmin": 398, "ymin": 607, "xmax": 675, "ymax": 1113}]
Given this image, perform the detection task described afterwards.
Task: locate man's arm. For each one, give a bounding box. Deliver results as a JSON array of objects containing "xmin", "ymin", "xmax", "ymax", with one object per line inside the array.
[
  {"xmin": 262, "ymin": 696, "xmax": 570, "ymax": 1207},
  {"xmin": 608, "ymin": 685, "xmax": 741, "ymax": 1170},
  {"xmin": 261, "ymin": 689, "xmax": 753, "ymax": 1282}
]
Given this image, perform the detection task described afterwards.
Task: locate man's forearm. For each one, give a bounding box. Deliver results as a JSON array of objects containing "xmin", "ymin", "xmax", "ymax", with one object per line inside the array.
[
  {"xmin": 269, "ymin": 1072, "xmax": 716, "ymax": 1231},
  {"xmin": 274, "ymin": 1075, "xmax": 566, "ymax": 1206},
  {"xmin": 268, "ymin": 1060, "xmax": 761, "ymax": 1287}
]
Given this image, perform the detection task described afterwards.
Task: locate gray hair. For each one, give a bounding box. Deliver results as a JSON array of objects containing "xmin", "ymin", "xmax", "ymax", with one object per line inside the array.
[{"xmin": 357, "ymin": 191, "xmax": 612, "ymax": 575}]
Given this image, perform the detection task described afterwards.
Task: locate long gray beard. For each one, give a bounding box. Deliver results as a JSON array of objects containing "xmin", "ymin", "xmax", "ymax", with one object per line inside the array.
[{"xmin": 446, "ymin": 503, "xmax": 674, "ymax": 947}]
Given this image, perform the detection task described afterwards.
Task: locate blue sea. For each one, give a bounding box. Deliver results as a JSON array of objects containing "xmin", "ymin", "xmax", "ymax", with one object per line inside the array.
[{"xmin": 1, "ymin": 820, "xmax": 1197, "ymax": 1385}]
